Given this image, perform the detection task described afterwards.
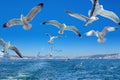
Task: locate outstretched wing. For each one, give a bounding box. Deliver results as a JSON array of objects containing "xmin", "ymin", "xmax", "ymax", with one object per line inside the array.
[
  {"xmin": 65, "ymin": 26, "xmax": 81, "ymax": 37},
  {"xmin": 26, "ymin": 3, "xmax": 44, "ymax": 21},
  {"xmin": 53, "ymin": 36, "xmax": 61, "ymax": 39},
  {"xmin": 99, "ymin": 9, "xmax": 120, "ymax": 24},
  {"xmin": 66, "ymin": 10, "xmax": 89, "ymax": 22},
  {"xmin": 3, "ymin": 19, "xmax": 22, "ymax": 28},
  {"xmin": 9, "ymin": 46, "xmax": 23, "ymax": 58},
  {"xmin": 101, "ymin": 26, "xmax": 118, "ymax": 36},
  {"xmin": 85, "ymin": 30, "xmax": 96, "ymax": 36},
  {"xmin": 90, "ymin": 0, "xmax": 99, "ymax": 17},
  {"xmin": 0, "ymin": 39, "xmax": 5, "ymax": 47},
  {"xmin": 42, "ymin": 20, "xmax": 62, "ymax": 28},
  {"xmin": 49, "ymin": 36, "xmax": 61, "ymax": 44}
]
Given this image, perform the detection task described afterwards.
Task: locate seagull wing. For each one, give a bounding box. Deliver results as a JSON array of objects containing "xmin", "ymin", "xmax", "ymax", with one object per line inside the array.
[
  {"xmin": 90, "ymin": 0, "xmax": 99, "ymax": 17},
  {"xmin": 86, "ymin": 30, "xmax": 96, "ymax": 36},
  {"xmin": 65, "ymin": 26, "xmax": 81, "ymax": 37},
  {"xmin": 46, "ymin": 33, "xmax": 51, "ymax": 38},
  {"xmin": 49, "ymin": 36, "xmax": 61, "ymax": 44},
  {"xmin": 42, "ymin": 20, "xmax": 61, "ymax": 28},
  {"xmin": 26, "ymin": 3, "xmax": 44, "ymax": 21},
  {"xmin": 99, "ymin": 9, "xmax": 120, "ymax": 24},
  {"xmin": 66, "ymin": 10, "xmax": 89, "ymax": 22},
  {"xmin": 53, "ymin": 36, "xmax": 61, "ymax": 39},
  {"xmin": 3, "ymin": 19, "xmax": 22, "ymax": 28},
  {"xmin": 9, "ymin": 46, "xmax": 23, "ymax": 58},
  {"xmin": 101, "ymin": 26, "xmax": 118, "ymax": 36},
  {"xmin": 0, "ymin": 39, "xmax": 5, "ymax": 47}
]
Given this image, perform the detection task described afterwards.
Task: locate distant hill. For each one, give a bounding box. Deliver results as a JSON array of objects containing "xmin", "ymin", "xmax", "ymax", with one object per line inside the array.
[
  {"xmin": 1, "ymin": 53, "xmax": 120, "ymax": 60},
  {"xmin": 75, "ymin": 53, "xmax": 120, "ymax": 59}
]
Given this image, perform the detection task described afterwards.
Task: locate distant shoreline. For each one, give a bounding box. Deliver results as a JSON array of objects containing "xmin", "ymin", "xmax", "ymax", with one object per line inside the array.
[{"xmin": 1, "ymin": 53, "xmax": 120, "ymax": 60}]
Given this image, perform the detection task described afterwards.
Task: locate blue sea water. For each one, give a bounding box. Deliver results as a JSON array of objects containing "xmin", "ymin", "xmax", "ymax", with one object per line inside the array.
[{"xmin": 0, "ymin": 59, "xmax": 120, "ymax": 80}]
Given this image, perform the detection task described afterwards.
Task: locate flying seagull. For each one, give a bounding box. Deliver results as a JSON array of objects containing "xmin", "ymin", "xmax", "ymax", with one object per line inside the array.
[
  {"xmin": 85, "ymin": 26, "xmax": 118, "ymax": 43},
  {"xmin": 65, "ymin": 0, "xmax": 100, "ymax": 27},
  {"xmin": 0, "ymin": 39, "xmax": 23, "ymax": 58},
  {"xmin": 66, "ymin": 0, "xmax": 120, "ymax": 27},
  {"xmin": 46, "ymin": 33, "xmax": 61, "ymax": 45},
  {"xmin": 42, "ymin": 20, "xmax": 81, "ymax": 37},
  {"xmin": 3, "ymin": 3, "xmax": 44, "ymax": 30},
  {"xmin": 90, "ymin": 0, "xmax": 120, "ymax": 25},
  {"xmin": 66, "ymin": 10, "xmax": 99, "ymax": 28}
]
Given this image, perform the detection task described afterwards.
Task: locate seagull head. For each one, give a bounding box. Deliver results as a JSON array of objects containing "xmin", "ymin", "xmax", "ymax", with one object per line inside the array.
[
  {"xmin": 91, "ymin": 16, "xmax": 99, "ymax": 21},
  {"xmin": 100, "ymin": 5, "xmax": 103, "ymax": 9},
  {"xmin": 62, "ymin": 23, "xmax": 67, "ymax": 28},
  {"xmin": 20, "ymin": 14, "xmax": 25, "ymax": 21},
  {"xmin": 7, "ymin": 41, "xmax": 11, "ymax": 47},
  {"xmin": 95, "ymin": 17, "xmax": 99, "ymax": 20},
  {"xmin": 21, "ymin": 14, "xmax": 24, "ymax": 18}
]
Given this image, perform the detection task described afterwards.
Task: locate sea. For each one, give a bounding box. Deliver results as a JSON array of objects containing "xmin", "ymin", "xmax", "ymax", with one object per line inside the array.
[{"xmin": 0, "ymin": 59, "xmax": 120, "ymax": 80}]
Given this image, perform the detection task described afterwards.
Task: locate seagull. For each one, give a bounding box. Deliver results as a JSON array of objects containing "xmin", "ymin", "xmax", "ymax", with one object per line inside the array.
[
  {"xmin": 0, "ymin": 39, "xmax": 23, "ymax": 58},
  {"xmin": 66, "ymin": 10, "xmax": 99, "ymax": 28},
  {"xmin": 46, "ymin": 33, "xmax": 61, "ymax": 45},
  {"xmin": 85, "ymin": 26, "xmax": 118, "ymax": 43},
  {"xmin": 3, "ymin": 3, "xmax": 44, "ymax": 30},
  {"xmin": 90, "ymin": 0, "xmax": 120, "ymax": 25},
  {"xmin": 66, "ymin": 0, "xmax": 120, "ymax": 27},
  {"xmin": 65, "ymin": 0, "xmax": 100, "ymax": 27},
  {"xmin": 42, "ymin": 20, "xmax": 81, "ymax": 37}
]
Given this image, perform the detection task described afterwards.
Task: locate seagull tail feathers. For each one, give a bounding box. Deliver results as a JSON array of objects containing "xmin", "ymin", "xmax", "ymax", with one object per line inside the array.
[
  {"xmin": 23, "ymin": 24, "xmax": 32, "ymax": 30},
  {"xmin": 97, "ymin": 38, "xmax": 106, "ymax": 43}
]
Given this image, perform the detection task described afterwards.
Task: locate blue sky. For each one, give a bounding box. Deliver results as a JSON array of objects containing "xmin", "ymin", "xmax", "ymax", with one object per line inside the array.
[{"xmin": 0, "ymin": 0, "xmax": 120, "ymax": 57}]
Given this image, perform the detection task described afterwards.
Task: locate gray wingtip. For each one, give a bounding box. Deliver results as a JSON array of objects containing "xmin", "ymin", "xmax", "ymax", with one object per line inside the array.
[
  {"xmin": 38, "ymin": 3, "xmax": 44, "ymax": 7},
  {"xmin": 20, "ymin": 55, "xmax": 23, "ymax": 58},
  {"xmin": 3, "ymin": 23, "xmax": 7, "ymax": 28}
]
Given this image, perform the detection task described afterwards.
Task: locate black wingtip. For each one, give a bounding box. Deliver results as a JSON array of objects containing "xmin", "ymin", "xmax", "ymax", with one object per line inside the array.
[
  {"xmin": 118, "ymin": 22, "xmax": 120, "ymax": 25},
  {"xmin": 78, "ymin": 33, "xmax": 82, "ymax": 37},
  {"xmin": 42, "ymin": 22, "xmax": 46, "ymax": 24},
  {"xmin": 38, "ymin": 3, "xmax": 44, "ymax": 7},
  {"xmin": 3, "ymin": 23, "xmax": 7, "ymax": 28},
  {"xmin": 115, "ymin": 27, "xmax": 118, "ymax": 30},
  {"xmin": 20, "ymin": 56, "xmax": 23, "ymax": 58},
  {"xmin": 66, "ymin": 10, "xmax": 72, "ymax": 14}
]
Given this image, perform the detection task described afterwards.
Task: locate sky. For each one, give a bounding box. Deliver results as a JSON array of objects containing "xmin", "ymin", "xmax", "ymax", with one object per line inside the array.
[{"xmin": 0, "ymin": 0, "xmax": 120, "ymax": 57}]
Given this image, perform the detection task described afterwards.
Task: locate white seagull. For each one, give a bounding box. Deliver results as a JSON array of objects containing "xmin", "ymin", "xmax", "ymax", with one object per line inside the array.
[
  {"xmin": 3, "ymin": 3, "xmax": 44, "ymax": 30},
  {"xmin": 66, "ymin": 0, "xmax": 120, "ymax": 27},
  {"xmin": 90, "ymin": 0, "xmax": 120, "ymax": 25},
  {"xmin": 66, "ymin": 10, "xmax": 99, "ymax": 27},
  {"xmin": 85, "ymin": 26, "xmax": 118, "ymax": 43},
  {"xmin": 42, "ymin": 20, "xmax": 81, "ymax": 37},
  {"xmin": 46, "ymin": 33, "xmax": 61, "ymax": 45},
  {"xmin": 0, "ymin": 39, "xmax": 23, "ymax": 58},
  {"xmin": 66, "ymin": 0, "xmax": 100, "ymax": 27}
]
